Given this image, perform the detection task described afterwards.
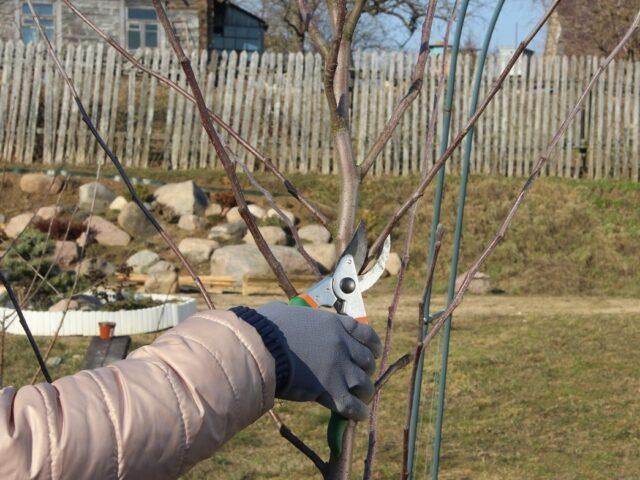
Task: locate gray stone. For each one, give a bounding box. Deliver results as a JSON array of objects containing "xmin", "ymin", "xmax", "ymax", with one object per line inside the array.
[
  {"xmin": 178, "ymin": 214, "xmax": 208, "ymax": 231},
  {"xmin": 46, "ymin": 356, "xmax": 62, "ymax": 367},
  {"xmin": 147, "ymin": 260, "xmax": 176, "ymax": 274},
  {"xmin": 79, "ymin": 257, "xmax": 116, "ymax": 278},
  {"xmin": 85, "ymin": 216, "xmax": 131, "ymax": 247},
  {"xmin": 20, "ymin": 173, "xmax": 64, "ymax": 195},
  {"xmin": 154, "ymin": 180, "xmax": 209, "ymax": 216},
  {"xmin": 248, "ymin": 204, "xmax": 266, "ymax": 220},
  {"xmin": 385, "ymin": 252, "xmax": 402, "ymax": 276},
  {"xmin": 266, "ymin": 208, "xmax": 296, "ymax": 224},
  {"xmin": 36, "ymin": 205, "xmax": 62, "ymax": 221},
  {"xmin": 243, "ymin": 226, "xmax": 287, "ymax": 246},
  {"xmin": 144, "ymin": 271, "xmax": 179, "ymax": 294},
  {"xmin": 54, "ymin": 240, "xmax": 79, "ymax": 266},
  {"xmin": 298, "ymin": 224, "xmax": 331, "ymax": 244},
  {"xmin": 78, "ymin": 182, "xmax": 117, "ymax": 211},
  {"xmin": 208, "ymin": 221, "xmax": 247, "ymax": 242},
  {"xmin": 126, "ymin": 249, "xmax": 160, "ymax": 274},
  {"xmin": 109, "ymin": 196, "xmax": 128, "ymax": 211},
  {"xmin": 205, "ymin": 203, "xmax": 223, "ymax": 217},
  {"xmin": 455, "ymin": 271, "xmax": 491, "ymax": 295},
  {"xmin": 211, "ymin": 244, "xmax": 315, "ymax": 282},
  {"xmin": 225, "ymin": 206, "xmax": 244, "ymax": 223},
  {"xmin": 304, "ymin": 243, "xmax": 337, "ymax": 272},
  {"xmin": 178, "ymin": 237, "xmax": 219, "ymax": 263},
  {"xmin": 118, "ymin": 202, "xmax": 156, "ymax": 238},
  {"xmin": 4, "ymin": 213, "xmax": 35, "ymax": 238},
  {"xmin": 49, "ymin": 299, "xmax": 78, "ymax": 312},
  {"xmin": 49, "ymin": 295, "xmax": 102, "ymax": 312}
]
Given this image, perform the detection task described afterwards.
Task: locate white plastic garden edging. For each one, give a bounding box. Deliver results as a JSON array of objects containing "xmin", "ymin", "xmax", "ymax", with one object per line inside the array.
[{"xmin": 1, "ymin": 293, "xmax": 197, "ymax": 337}]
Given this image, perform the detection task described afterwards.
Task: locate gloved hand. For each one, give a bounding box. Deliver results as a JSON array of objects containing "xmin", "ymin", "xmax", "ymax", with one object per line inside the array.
[{"xmin": 236, "ymin": 302, "xmax": 382, "ymax": 421}]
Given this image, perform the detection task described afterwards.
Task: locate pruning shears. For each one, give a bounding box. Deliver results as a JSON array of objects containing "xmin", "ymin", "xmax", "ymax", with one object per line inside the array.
[{"xmin": 290, "ymin": 223, "xmax": 391, "ymax": 456}]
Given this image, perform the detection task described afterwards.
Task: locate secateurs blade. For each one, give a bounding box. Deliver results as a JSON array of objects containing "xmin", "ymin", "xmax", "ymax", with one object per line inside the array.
[{"xmin": 289, "ymin": 222, "xmax": 391, "ymax": 456}]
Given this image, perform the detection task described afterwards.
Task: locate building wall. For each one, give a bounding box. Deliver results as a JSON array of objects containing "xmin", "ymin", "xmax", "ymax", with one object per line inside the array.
[{"xmin": 0, "ymin": 0, "xmax": 200, "ymax": 50}]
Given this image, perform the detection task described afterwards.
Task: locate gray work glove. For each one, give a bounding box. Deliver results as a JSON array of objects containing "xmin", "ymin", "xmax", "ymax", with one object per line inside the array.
[{"xmin": 257, "ymin": 301, "xmax": 382, "ymax": 421}]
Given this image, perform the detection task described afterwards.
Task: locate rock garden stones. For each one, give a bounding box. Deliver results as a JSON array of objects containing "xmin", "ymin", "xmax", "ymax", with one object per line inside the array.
[
  {"xmin": 385, "ymin": 252, "xmax": 402, "ymax": 276},
  {"xmin": 211, "ymin": 244, "xmax": 314, "ymax": 282},
  {"xmin": 266, "ymin": 208, "xmax": 296, "ymax": 224},
  {"xmin": 4, "ymin": 213, "xmax": 35, "ymax": 238},
  {"xmin": 147, "ymin": 260, "xmax": 176, "ymax": 274},
  {"xmin": 78, "ymin": 182, "xmax": 117, "ymax": 211},
  {"xmin": 304, "ymin": 243, "xmax": 337, "ymax": 272},
  {"xmin": 19, "ymin": 173, "xmax": 64, "ymax": 195},
  {"xmin": 208, "ymin": 221, "xmax": 247, "ymax": 242},
  {"xmin": 247, "ymin": 204, "xmax": 266, "ymax": 220},
  {"xmin": 36, "ymin": 205, "xmax": 63, "ymax": 221},
  {"xmin": 54, "ymin": 240, "xmax": 79, "ymax": 266},
  {"xmin": 298, "ymin": 224, "xmax": 331, "ymax": 244},
  {"xmin": 78, "ymin": 257, "xmax": 116, "ymax": 278},
  {"xmin": 144, "ymin": 270, "xmax": 179, "ymax": 294},
  {"xmin": 205, "ymin": 203, "xmax": 223, "ymax": 217},
  {"xmin": 178, "ymin": 238, "xmax": 219, "ymax": 264},
  {"xmin": 117, "ymin": 202, "xmax": 156, "ymax": 238},
  {"xmin": 243, "ymin": 226, "xmax": 287, "ymax": 246},
  {"xmin": 154, "ymin": 180, "xmax": 208, "ymax": 216},
  {"xmin": 84, "ymin": 216, "xmax": 130, "ymax": 247},
  {"xmin": 126, "ymin": 250, "xmax": 160, "ymax": 274},
  {"xmin": 178, "ymin": 214, "xmax": 207, "ymax": 231},
  {"xmin": 109, "ymin": 196, "xmax": 128, "ymax": 211}
]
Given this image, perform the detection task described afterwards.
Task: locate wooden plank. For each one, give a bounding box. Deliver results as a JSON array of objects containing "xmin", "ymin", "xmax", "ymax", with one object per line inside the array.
[
  {"xmin": 171, "ymin": 56, "xmax": 188, "ymax": 170},
  {"xmin": 603, "ymin": 61, "xmax": 617, "ymax": 178},
  {"xmin": 199, "ymin": 70, "xmax": 216, "ymax": 168},
  {"xmin": 15, "ymin": 43, "xmax": 36, "ymax": 164},
  {"xmin": 271, "ymin": 53, "xmax": 284, "ymax": 165},
  {"xmin": 586, "ymin": 56, "xmax": 599, "ymax": 179},
  {"xmin": 355, "ymin": 51, "xmax": 369, "ymax": 166},
  {"xmin": 178, "ymin": 49, "xmax": 198, "ymax": 169},
  {"xmin": 622, "ymin": 59, "xmax": 634, "ymax": 179},
  {"xmin": 239, "ymin": 51, "xmax": 260, "ymax": 167},
  {"xmin": 299, "ymin": 52, "xmax": 314, "ymax": 173},
  {"xmin": 4, "ymin": 42, "xmax": 26, "ymax": 162},
  {"xmin": 108, "ymin": 55, "xmax": 123, "ymax": 163},
  {"xmin": 242, "ymin": 274, "xmax": 317, "ymax": 296},
  {"xmin": 257, "ymin": 52, "xmax": 277, "ymax": 171},
  {"xmin": 86, "ymin": 42, "xmax": 104, "ymax": 163},
  {"xmin": 131, "ymin": 49, "xmax": 150, "ymax": 167},
  {"xmin": 97, "ymin": 47, "xmax": 116, "ymax": 164},
  {"xmin": 75, "ymin": 43, "xmax": 96, "ymax": 165},
  {"xmin": 289, "ymin": 52, "xmax": 304, "ymax": 172},
  {"xmin": 409, "ymin": 52, "xmax": 420, "ymax": 175},
  {"xmin": 231, "ymin": 50, "xmax": 248, "ymax": 163},
  {"xmin": 210, "ymin": 51, "xmax": 228, "ymax": 169},
  {"xmin": 0, "ymin": 41, "xmax": 11, "ymax": 157},
  {"xmin": 556, "ymin": 55, "xmax": 569, "ymax": 177},
  {"xmin": 632, "ymin": 61, "xmax": 640, "ymax": 181},
  {"xmin": 279, "ymin": 53, "xmax": 295, "ymax": 171},
  {"xmin": 142, "ymin": 48, "xmax": 161, "ymax": 168},
  {"xmin": 24, "ymin": 43, "xmax": 44, "ymax": 164},
  {"xmin": 613, "ymin": 60, "xmax": 625, "ymax": 179},
  {"xmin": 383, "ymin": 52, "xmax": 396, "ymax": 175},
  {"xmin": 65, "ymin": 44, "xmax": 85, "ymax": 165},
  {"xmin": 247, "ymin": 52, "xmax": 268, "ymax": 171},
  {"xmin": 163, "ymin": 52, "xmax": 178, "ymax": 167},
  {"xmin": 188, "ymin": 50, "xmax": 208, "ymax": 168},
  {"xmin": 221, "ymin": 50, "xmax": 237, "ymax": 156}
]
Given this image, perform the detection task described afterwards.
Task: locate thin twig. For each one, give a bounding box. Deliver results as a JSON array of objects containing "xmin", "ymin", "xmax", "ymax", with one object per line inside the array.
[
  {"xmin": 297, "ymin": 0, "xmax": 329, "ymax": 58},
  {"xmin": 323, "ymin": 0, "xmax": 347, "ymax": 117},
  {"xmin": 420, "ymin": 8, "xmax": 640, "ymax": 355},
  {"xmin": 60, "ymin": 0, "xmax": 330, "ymax": 229},
  {"xmin": 369, "ymin": 0, "xmax": 563, "ymax": 256},
  {"xmin": 153, "ymin": 0, "xmax": 297, "ymax": 299},
  {"xmin": 268, "ymin": 410, "xmax": 328, "ymax": 476},
  {"xmin": 26, "ymin": 0, "xmax": 215, "ymax": 309},
  {"xmin": 359, "ymin": 0, "xmax": 438, "ymax": 178}
]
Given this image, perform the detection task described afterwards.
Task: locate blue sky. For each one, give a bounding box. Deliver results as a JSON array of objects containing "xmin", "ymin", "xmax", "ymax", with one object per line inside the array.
[{"xmin": 402, "ymin": 0, "xmax": 548, "ymax": 53}]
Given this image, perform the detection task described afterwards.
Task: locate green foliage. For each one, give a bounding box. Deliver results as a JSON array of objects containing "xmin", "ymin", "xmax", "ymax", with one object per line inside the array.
[
  {"xmin": 12, "ymin": 229, "xmax": 53, "ymax": 261},
  {"xmin": 101, "ymin": 297, "xmax": 165, "ymax": 312},
  {"xmin": 124, "ymin": 183, "xmax": 154, "ymax": 203}
]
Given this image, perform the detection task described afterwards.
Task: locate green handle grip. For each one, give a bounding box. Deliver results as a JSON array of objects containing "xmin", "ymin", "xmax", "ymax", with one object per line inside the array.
[{"xmin": 289, "ymin": 295, "xmax": 347, "ymax": 457}]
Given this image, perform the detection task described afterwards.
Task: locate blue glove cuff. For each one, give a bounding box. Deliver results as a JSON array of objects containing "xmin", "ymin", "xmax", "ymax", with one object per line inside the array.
[{"xmin": 229, "ymin": 306, "xmax": 291, "ymax": 393}]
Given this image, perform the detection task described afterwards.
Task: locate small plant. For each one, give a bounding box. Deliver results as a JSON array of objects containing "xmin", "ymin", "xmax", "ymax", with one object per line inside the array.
[
  {"xmin": 211, "ymin": 190, "xmax": 236, "ymax": 210},
  {"xmin": 125, "ymin": 183, "xmax": 154, "ymax": 203}
]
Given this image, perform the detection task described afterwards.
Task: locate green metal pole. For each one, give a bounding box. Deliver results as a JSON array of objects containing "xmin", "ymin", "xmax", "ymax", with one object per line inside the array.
[
  {"xmin": 406, "ymin": 1, "xmax": 506, "ymax": 478},
  {"xmin": 431, "ymin": 2, "xmax": 506, "ymax": 479},
  {"xmin": 405, "ymin": 1, "xmax": 470, "ymax": 477}
]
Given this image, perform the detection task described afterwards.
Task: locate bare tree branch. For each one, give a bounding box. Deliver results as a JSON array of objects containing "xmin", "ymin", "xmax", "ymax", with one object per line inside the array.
[
  {"xmin": 152, "ymin": 0, "xmax": 297, "ymax": 299},
  {"xmin": 25, "ymin": 0, "xmax": 216, "ymax": 309},
  {"xmin": 297, "ymin": 0, "xmax": 330, "ymax": 56},
  {"xmin": 369, "ymin": 0, "xmax": 563, "ymax": 255},
  {"xmin": 60, "ymin": 0, "xmax": 330, "ymax": 229}
]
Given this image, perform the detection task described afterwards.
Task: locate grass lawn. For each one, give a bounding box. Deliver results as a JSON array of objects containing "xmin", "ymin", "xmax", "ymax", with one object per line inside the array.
[{"xmin": 3, "ymin": 291, "xmax": 639, "ymax": 479}]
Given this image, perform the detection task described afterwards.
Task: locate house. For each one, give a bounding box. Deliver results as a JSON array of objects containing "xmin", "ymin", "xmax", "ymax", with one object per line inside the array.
[
  {"xmin": 544, "ymin": 0, "xmax": 640, "ymax": 58},
  {"xmin": 0, "ymin": 0, "xmax": 267, "ymax": 53}
]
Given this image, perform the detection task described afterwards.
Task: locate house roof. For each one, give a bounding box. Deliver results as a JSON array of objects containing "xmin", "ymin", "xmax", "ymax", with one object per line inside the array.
[{"xmin": 225, "ymin": 2, "xmax": 267, "ymax": 28}]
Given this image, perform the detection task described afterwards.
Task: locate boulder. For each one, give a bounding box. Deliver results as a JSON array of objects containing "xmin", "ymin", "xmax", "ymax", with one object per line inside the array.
[
  {"xmin": 85, "ymin": 216, "xmax": 130, "ymax": 247},
  {"xmin": 208, "ymin": 222, "xmax": 247, "ymax": 242},
  {"xmin": 78, "ymin": 182, "xmax": 117, "ymax": 211},
  {"xmin": 36, "ymin": 205, "xmax": 62, "ymax": 222},
  {"xmin": 126, "ymin": 249, "xmax": 160, "ymax": 274},
  {"xmin": 20, "ymin": 173, "xmax": 64, "ymax": 195},
  {"xmin": 78, "ymin": 257, "xmax": 116, "ymax": 278},
  {"xmin": 304, "ymin": 243, "xmax": 337, "ymax": 272},
  {"xmin": 54, "ymin": 240, "xmax": 79, "ymax": 266},
  {"xmin": 211, "ymin": 244, "xmax": 315, "ymax": 282},
  {"xmin": 147, "ymin": 260, "xmax": 176, "ymax": 274},
  {"xmin": 205, "ymin": 203, "xmax": 223, "ymax": 217},
  {"xmin": 117, "ymin": 202, "xmax": 156, "ymax": 238},
  {"xmin": 178, "ymin": 238, "xmax": 219, "ymax": 264},
  {"xmin": 248, "ymin": 204, "xmax": 266, "ymax": 220},
  {"xmin": 266, "ymin": 208, "xmax": 296, "ymax": 225},
  {"xmin": 4, "ymin": 213, "xmax": 35, "ymax": 238},
  {"xmin": 385, "ymin": 252, "xmax": 402, "ymax": 276},
  {"xmin": 48, "ymin": 294, "xmax": 102, "ymax": 312},
  {"xmin": 178, "ymin": 214, "xmax": 207, "ymax": 231},
  {"xmin": 243, "ymin": 226, "xmax": 287, "ymax": 246},
  {"xmin": 109, "ymin": 196, "xmax": 128, "ymax": 211},
  {"xmin": 298, "ymin": 224, "xmax": 331, "ymax": 244},
  {"xmin": 225, "ymin": 206, "xmax": 244, "ymax": 223},
  {"xmin": 46, "ymin": 356, "xmax": 62, "ymax": 367},
  {"xmin": 144, "ymin": 271, "xmax": 179, "ymax": 294},
  {"xmin": 455, "ymin": 271, "xmax": 491, "ymax": 295},
  {"xmin": 154, "ymin": 180, "xmax": 208, "ymax": 216}
]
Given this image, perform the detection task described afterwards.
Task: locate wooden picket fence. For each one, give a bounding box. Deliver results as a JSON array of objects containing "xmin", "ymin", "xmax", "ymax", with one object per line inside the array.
[{"xmin": 0, "ymin": 40, "xmax": 639, "ymax": 180}]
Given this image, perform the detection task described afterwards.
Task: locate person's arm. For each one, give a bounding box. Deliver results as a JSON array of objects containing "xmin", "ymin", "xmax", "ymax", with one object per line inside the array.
[{"xmin": 0, "ymin": 310, "xmax": 275, "ymax": 480}]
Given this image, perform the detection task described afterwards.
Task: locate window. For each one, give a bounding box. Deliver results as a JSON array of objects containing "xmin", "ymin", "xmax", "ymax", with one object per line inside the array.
[
  {"xmin": 126, "ymin": 8, "xmax": 159, "ymax": 49},
  {"xmin": 21, "ymin": 2, "xmax": 55, "ymax": 44}
]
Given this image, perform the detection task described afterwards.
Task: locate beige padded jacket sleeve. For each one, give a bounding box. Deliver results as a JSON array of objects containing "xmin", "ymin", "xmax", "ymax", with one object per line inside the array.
[{"xmin": 0, "ymin": 310, "xmax": 276, "ymax": 480}]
